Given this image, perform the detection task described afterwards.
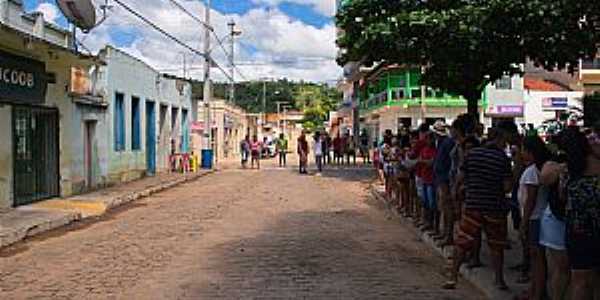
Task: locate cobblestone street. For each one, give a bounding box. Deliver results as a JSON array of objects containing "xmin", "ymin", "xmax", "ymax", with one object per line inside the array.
[{"xmin": 0, "ymin": 160, "xmax": 484, "ymax": 299}]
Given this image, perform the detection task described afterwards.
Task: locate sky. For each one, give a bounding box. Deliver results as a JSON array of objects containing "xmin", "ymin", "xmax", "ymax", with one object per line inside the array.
[{"xmin": 24, "ymin": 0, "xmax": 340, "ymax": 83}]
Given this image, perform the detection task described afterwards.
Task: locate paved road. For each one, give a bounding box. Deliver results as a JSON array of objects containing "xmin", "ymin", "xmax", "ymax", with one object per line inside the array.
[{"xmin": 0, "ymin": 160, "xmax": 485, "ymax": 299}]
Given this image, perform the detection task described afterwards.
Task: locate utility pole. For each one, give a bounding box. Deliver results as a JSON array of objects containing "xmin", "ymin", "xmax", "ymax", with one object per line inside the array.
[
  {"xmin": 202, "ymin": 0, "xmax": 212, "ymax": 158},
  {"xmin": 262, "ymin": 80, "xmax": 267, "ymax": 126},
  {"xmin": 275, "ymin": 101, "xmax": 288, "ymax": 134},
  {"xmin": 228, "ymin": 20, "xmax": 235, "ymax": 103}
]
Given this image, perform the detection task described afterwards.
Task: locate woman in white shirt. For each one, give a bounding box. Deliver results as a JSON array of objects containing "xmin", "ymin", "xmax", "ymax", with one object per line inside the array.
[
  {"xmin": 519, "ymin": 136, "xmax": 552, "ymax": 300},
  {"xmin": 314, "ymin": 132, "xmax": 323, "ymax": 174}
]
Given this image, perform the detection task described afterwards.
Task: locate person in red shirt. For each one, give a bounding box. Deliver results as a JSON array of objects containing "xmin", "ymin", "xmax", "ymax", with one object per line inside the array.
[
  {"xmin": 409, "ymin": 124, "xmax": 431, "ymax": 228},
  {"xmin": 420, "ymin": 132, "xmax": 438, "ymax": 234}
]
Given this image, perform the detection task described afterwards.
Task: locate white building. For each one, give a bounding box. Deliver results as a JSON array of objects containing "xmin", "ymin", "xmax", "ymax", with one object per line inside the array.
[
  {"xmin": 97, "ymin": 46, "xmax": 193, "ymax": 183},
  {"xmin": 523, "ymin": 77, "xmax": 583, "ymax": 128}
]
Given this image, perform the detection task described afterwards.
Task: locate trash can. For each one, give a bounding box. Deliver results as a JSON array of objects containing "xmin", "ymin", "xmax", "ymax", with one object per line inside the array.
[{"xmin": 201, "ymin": 149, "xmax": 213, "ymax": 169}]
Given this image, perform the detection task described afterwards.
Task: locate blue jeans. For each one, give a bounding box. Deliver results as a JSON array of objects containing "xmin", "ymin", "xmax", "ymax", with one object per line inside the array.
[{"xmin": 422, "ymin": 184, "xmax": 437, "ymax": 210}]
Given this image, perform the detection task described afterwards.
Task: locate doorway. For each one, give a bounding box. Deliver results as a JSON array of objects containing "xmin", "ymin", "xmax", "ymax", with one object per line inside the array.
[
  {"xmin": 146, "ymin": 101, "xmax": 156, "ymax": 175},
  {"xmin": 84, "ymin": 120, "xmax": 96, "ymax": 189},
  {"xmin": 13, "ymin": 106, "xmax": 59, "ymax": 206}
]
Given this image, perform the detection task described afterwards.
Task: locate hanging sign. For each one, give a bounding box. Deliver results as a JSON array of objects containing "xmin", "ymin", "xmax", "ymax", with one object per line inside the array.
[{"xmin": 0, "ymin": 50, "xmax": 47, "ymax": 104}]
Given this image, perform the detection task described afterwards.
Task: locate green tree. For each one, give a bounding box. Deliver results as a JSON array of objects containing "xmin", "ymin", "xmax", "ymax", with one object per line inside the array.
[{"xmin": 336, "ymin": 0, "xmax": 600, "ymax": 115}]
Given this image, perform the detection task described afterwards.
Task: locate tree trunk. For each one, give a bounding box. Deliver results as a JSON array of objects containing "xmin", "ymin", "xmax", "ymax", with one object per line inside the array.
[{"xmin": 465, "ymin": 90, "xmax": 481, "ymax": 123}]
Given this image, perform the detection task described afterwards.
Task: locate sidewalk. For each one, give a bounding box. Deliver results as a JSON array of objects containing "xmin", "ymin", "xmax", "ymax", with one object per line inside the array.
[
  {"xmin": 370, "ymin": 184, "xmax": 525, "ymax": 300},
  {"xmin": 0, "ymin": 170, "xmax": 214, "ymax": 249}
]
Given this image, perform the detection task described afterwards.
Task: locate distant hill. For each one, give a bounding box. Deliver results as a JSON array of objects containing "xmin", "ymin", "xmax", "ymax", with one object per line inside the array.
[{"xmin": 191, "ymin": 79, "xmax": 341, "ymax": 115}]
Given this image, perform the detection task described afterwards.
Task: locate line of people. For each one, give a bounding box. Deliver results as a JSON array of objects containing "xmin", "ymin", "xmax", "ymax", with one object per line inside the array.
[{"xmin": 376, "ymin": 116, "xmax": 600, "ymax": 299}]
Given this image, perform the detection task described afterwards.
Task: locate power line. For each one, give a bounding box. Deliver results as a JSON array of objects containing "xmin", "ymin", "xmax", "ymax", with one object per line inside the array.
[
  {"xmin": 111, "ymin": 0, "xmax": 233, "ymax": 81},
  {"xmin": 165, "ymin": 0, "xmax": 213, "ymax": 31}
]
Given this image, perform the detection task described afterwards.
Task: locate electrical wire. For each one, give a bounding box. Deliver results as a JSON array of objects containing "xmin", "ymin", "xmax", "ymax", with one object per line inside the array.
[
  {"xmin": 165, "ymin": 0, "xmax": 213, "ymax": 31},
  {"xmin": 161, "ymin": 0, "xmax": 250, "ymax": 83},
  {"xmin": 112, "ymin": 0, "xmax": 233, "ymax": 81}
]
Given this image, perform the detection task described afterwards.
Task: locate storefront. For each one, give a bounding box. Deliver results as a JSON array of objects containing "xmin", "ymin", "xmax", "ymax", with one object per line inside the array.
[{"xmin": 0, "ymin": 50, "xmax": 59, "ymax": 206}]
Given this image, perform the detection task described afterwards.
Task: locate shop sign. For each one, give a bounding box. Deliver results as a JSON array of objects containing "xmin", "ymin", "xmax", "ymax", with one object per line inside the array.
[
  {"xmin": 487, "ymin": 105, "xmax": 523, "ymax": 116},
  {"xmin": 542, "ymin": 97, "xmax": 568, "ymax": 110},
  {"xmin": 0, "ymin": 50, "xmax": 47, "ymax": 104}
]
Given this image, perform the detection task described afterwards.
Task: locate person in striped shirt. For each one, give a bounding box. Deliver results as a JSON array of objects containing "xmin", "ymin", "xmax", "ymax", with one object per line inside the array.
[{"xmin": 443, "ymin": 120, "xmax": 518, "ymax": 291}]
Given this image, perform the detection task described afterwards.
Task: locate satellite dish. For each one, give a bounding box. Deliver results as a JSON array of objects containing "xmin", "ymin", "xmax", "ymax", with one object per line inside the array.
[{"xmin": 56, "ymin": 0, "xmax": 97, "ymax": 32}]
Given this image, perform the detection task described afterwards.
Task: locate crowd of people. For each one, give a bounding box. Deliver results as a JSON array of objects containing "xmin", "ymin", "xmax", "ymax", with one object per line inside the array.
[{"xmin": 375, "ymin": 115, "xmax": 600, "ymax": 300}]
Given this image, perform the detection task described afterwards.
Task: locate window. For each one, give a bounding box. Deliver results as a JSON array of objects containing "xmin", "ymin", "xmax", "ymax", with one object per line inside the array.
[
  {"xmin": 131, "ymin": 96, "xmax": 141, "ymax": 150},
  {"xmin": 171, "ymin": 107, "xmax": 179, "ymax": 131},
  {"xmin": 495, "ymin": 76, "xmax": 512, "ymax": 90},
  {"xmin": 114, "ymin": 93, "xmax": 125, "ymax": 151},
  {"xmin": 411, "ymin": 89, "xmax": 422, "ymax": 99}
]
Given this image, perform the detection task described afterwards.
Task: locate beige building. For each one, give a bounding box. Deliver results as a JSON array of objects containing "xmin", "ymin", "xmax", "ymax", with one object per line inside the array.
[{"xmin": 194, "ymin": 99, "xmax": 252, "ymax": 163}]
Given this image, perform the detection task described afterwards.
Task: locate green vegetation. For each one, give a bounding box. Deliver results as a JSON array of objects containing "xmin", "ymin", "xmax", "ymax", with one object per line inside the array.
[
  {"xmin": 192, "ymin": 79, "xmax": 341, "ymax": 129},
  {"xmin": 336, "ymin": 0, "xmax": 600, "ymax": 115}
]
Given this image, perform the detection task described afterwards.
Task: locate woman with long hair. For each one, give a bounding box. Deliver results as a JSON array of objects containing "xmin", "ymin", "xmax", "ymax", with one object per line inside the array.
[
  {"xmin": 518, "ymin": 135, "xmax": 552, "ymax": 300},
  {"xmin": 561, "ymin": 127, "xmax": 600, "ymax": 300}
]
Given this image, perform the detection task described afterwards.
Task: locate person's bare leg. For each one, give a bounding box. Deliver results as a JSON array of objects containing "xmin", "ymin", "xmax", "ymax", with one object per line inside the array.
[
  {"xmin": 443, "ymin": 246, "xmax": 467, "ymax": 289},
  {"xmin": 491, "ymin": 251, "xmax": 507, "ymax": 290},
  {"xmin": 547, "ymin": 248, "xmax": 569, "ymax": 300}
]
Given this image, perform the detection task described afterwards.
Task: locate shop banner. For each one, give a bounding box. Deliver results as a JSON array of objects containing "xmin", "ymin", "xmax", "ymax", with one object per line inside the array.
[
  {"xmin": 0, "ymin": 50, "xmax": 47, "ymax": 104},
  {"xmin": 542, "ymin": 97, "xmax": 568, "ymax": 110}
]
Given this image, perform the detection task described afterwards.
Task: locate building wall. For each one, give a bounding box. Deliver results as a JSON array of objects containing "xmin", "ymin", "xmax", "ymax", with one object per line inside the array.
[
  {"xmin": 524, "ymin": 91, "xmax": 584, "ymax": 127},
  {"xmin": 0, "ymin": 22, "xmax": 99, "ymax": 201},
  {"xmin": 99, "ymin": 47, "xmax": 192, "ymax": 184},
  {"xmin": 0, "ymin": 105, "xmax": 12, "ymax": 208}
]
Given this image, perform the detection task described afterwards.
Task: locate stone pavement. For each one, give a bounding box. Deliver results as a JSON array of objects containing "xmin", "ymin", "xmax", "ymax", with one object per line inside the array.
[
  {"xmin": 0, "ymin": 160, "xmax": 485, "ymax": 299},
  {"xmin": 0, "ymin": 170, "xmax": 212, "ymax": 249},
  {"xmin": 370, "ymin": 184, "xmax": 526, "ymax": 300}
]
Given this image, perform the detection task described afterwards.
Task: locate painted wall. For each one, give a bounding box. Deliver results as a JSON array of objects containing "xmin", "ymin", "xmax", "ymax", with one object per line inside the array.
[
  {"xmin": 0, "ymin": 105, "xmax": 12, "ymax": 208},
  {"xmin": 98, "ymin": 47, "xmax": 192, "ymax": 183}
]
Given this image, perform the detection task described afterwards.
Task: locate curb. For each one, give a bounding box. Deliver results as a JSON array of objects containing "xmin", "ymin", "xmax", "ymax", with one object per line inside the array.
[
  {"xmin": 369, "ymin": 184, "xmax": 518, "ymax": 300},
  {"xmin": 0, "ymin": 170, "xmax": 216, "ymax": 250}
]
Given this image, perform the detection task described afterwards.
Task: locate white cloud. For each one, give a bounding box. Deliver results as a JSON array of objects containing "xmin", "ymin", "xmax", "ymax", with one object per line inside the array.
[
  {"xmin": 77, "ymin": 0, "xmax": 340, "ymax": 83},
  {"xmin": 252, "ymin": 0, "xmax": 335, "ymax": 16},
  {"xmin": 36, "ymin": 2, "xmax": 60, "ymax": 24}
]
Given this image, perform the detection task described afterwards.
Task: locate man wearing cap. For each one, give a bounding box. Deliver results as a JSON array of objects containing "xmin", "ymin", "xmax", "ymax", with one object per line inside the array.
[{"xmin": 432, "ymin": 120, "xmax": 456, "ymax": 245}]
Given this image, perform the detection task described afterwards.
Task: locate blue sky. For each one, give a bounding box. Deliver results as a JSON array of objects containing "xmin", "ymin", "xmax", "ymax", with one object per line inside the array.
[
  {"xmin": 24, "ymin": 0, "xmax": 333, "ymax": 28},
  {"xmin": 23, "ymin": 0, "xmax": 340, "ymax": 82}
]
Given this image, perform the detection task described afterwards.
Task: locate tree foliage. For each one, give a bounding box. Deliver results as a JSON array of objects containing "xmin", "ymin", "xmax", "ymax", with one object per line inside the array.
[
  {"xmin": 336, "ymin": 0, "xmax": 600, "ymax": 114},
  {"xmin": 191, "ymin": 80, "xmax": 341, "ymax": 123}
]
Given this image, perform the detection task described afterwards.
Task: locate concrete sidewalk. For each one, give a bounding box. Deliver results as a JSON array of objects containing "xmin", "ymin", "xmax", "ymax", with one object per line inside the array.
[
  {"xmin": 0, "ymin": 170, "xmax": 214, "ymax": 249},
  {"xmin": 370, "ymin": 184, "xmax": 526, "ymax": 300}
]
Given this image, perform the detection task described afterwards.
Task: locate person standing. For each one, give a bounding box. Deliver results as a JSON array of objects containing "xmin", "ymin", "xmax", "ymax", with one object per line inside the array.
[
  {"xmin": 250, "ymin": 135, "xmax": 262, "ymax": 170},
  {"xmin": 432, "ymin": 121, "xmax": 456, "ymax": 246},
  {"xmin": 360, "ymin": 130, "xmax": 371, "ymax": 164},
  {"xmin": 346, "ymin": 133, "xmax": 357, "ymax": 165},
  {"xmin": 323, "ymin": 133, "xmax": 332, "ymax": 165},
  {"xmin": 519, "ymin": 136, "xmax": 552, "ymax": 300},
  {"xmin": 240, "ymin": 135, "xmax": 250, "ymax": 169},
  {"xmin": 276, "ymin": 133, "xmax": 288, "ymax": 167},
  {"xmin": 297, "ymin": 131, "xmax": 309, "ymax": 174},
  {"xmin": 333, "ymin": 133, "xmax": 343, "ymax": 165},
  {"xmin": 314, "ymin": 132, "xmax": 324, "ymax": 174},
  {"xmin": 561, "ymin": 128, "xmax": 600, "ymax": 300},
  {"xmin": 444, "ymin": 121, "xmax": 518, "ymax": 291},
  {"xmin": 420, "ymin": 132, "xmax": 438, "ymax": 234}
]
